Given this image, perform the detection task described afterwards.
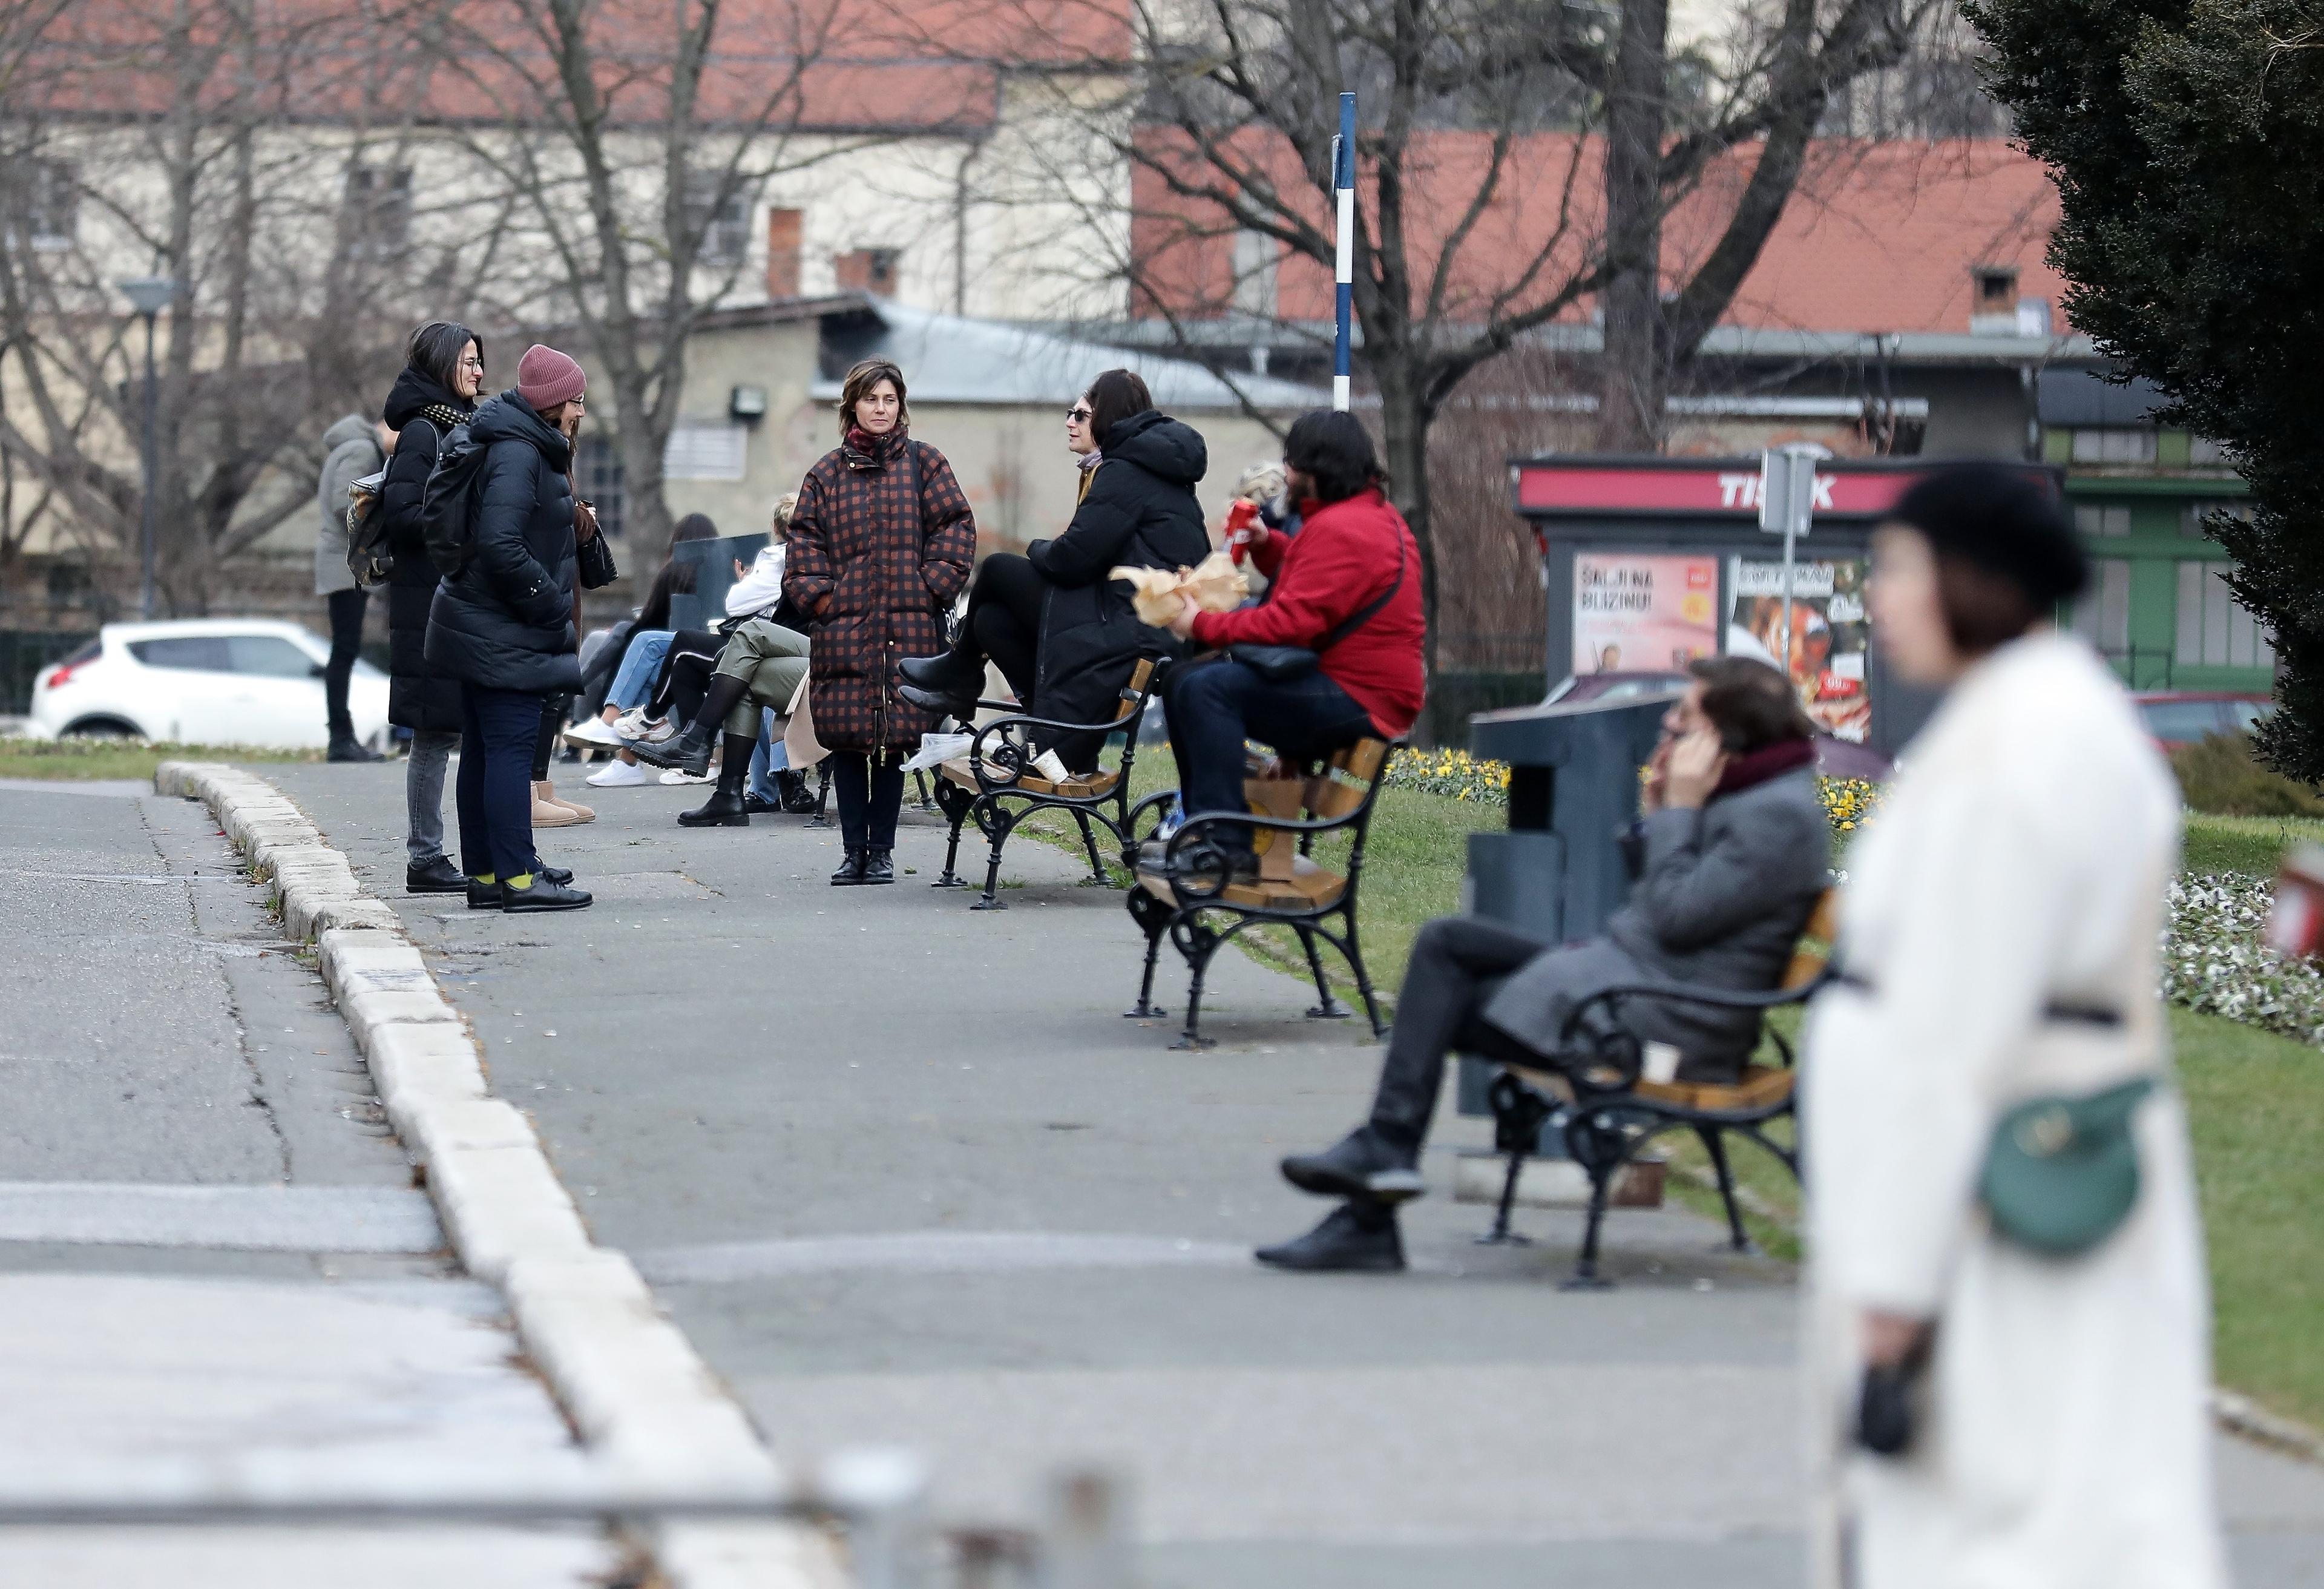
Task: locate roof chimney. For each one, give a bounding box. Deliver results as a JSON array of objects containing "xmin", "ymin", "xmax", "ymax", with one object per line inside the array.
[
  {"xmin": 766, "ymin": 208, "xmax": 802, "ymax": 300},
  {"xmin": 1971, "ymin": 265, "xmax": 2021, "ymax": 335}
]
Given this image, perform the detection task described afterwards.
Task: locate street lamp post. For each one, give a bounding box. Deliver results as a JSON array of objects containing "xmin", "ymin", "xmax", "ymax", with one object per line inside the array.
[{"xmin": 117, "ymin": 276, "xmax": 177, "ymax": 620}]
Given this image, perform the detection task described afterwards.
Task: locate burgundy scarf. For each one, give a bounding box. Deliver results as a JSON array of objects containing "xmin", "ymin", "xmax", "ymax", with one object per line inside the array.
[{"xmin": 1713, "ymin": 737, "xmax": 1816, "ymax": 798}]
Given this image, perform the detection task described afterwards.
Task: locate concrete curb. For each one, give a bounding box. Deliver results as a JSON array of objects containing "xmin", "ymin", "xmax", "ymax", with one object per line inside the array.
[{"xmin": 156, "ymin": 760, "xmax": 839, "ymax": 1585}]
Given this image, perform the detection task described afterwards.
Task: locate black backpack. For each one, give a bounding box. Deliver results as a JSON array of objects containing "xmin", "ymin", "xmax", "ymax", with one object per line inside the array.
[
  {"xmin": 344, "ymin": 464, "xmax": 393, "ymax": 587},
  {"xmin": 419, "ymin": 421, "xmax": 488, "ymax": 577}
]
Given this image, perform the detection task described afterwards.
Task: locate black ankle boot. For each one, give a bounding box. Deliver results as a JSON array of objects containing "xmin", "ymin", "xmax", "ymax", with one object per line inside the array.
[
  {"xmin": 860, "ymin": 848, "xmax": 895, "ymax": 884},
  {"xmin": 899, "ymin": 649, "xmax": 978, "ymax": 691},
  {"xmin": 773, "ymin": 769, "xmax": 818, "ymax": 814},
  {"xmin": 632, "ymin": 719, "xmax": 715, "ymax": 775},
  {"xmin": 830, "ymin": 847, "xmax": 867, "ymax": 886},
  {"xmin": 680, "ymin": 739, "xmax": 756, "ymax": 827}
]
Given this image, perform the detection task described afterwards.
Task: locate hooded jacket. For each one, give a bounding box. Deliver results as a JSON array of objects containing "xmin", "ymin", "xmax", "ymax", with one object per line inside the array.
[
  {"xmin": 424, "ymin": 389, "xmax": 607, "ymax": 696},
  {"xmin": 315, "ymin": 414, "xmax": 382, "ymax": 597},
  {"xmin": 377, "ymin": 367, "xmax": 473, "ymax": 731},
  {"xmin": 1022, "ymin": 408, "xmax": 1211, "ymax": 762}
]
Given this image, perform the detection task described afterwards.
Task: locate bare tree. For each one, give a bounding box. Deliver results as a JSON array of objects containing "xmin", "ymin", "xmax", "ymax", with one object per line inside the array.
[
  {"xmin": 0, "ymin": 0, "xmax": 442, "ymax": 614},
  {"xmin": 434, "ymin": 0, "xmax": 862, "ymax": 554},
  {"xmin": 946, "ymin": 0, "xmax": 1934, "ymax": 675}
]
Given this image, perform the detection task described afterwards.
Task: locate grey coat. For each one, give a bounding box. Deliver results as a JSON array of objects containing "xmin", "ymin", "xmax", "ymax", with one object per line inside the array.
[
  {"xmin": 1482, "ymin": 766, "xmax": 1831, "ymax": 1079},
  {"xmin": 315, "ymin": 413, "xmax": 381, "ymax": 596}
]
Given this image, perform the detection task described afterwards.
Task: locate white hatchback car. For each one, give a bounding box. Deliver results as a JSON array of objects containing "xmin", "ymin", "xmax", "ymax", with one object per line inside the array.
[{"xmin": 28, "ymin": 619, "xmax": 390, "ymax": 750}]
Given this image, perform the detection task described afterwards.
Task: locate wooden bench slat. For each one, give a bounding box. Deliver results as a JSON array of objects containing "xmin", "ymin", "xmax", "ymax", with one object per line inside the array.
[
  {"xmin": 1633, "ymin": 1063, "xmax": 1794, "ymax": 1112},
  {"xmin": 939, "ymin": 758, "xmax": 1118, "ymax": 800}
]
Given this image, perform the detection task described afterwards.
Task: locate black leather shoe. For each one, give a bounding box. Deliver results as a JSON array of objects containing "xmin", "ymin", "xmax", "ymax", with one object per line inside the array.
[
  {"xmin": 830, "ymin": 847, "xmax": 867, "ymax": 886},
  {"xmin": 1255, "ymin": 1202, "xmax": 1407, "ymax": 1273},
  {"xmin": 898, "ymin": 681, "xmax": 978, "ymax": 723},
  {"xmin": 406, "ymin": 857, "xmax": 467, "ymax": 894},
  {"xmin": 679, "ymin": 788, "xmax": 750, "ymax": 827},
  {"xmin": 534, "ymin": 865, "xmax": 574, "ymax": 887},
  {"xmin": 774, "ymin": 769, "xmax": 819, "ymax": 814},
  {"xmin": 502, "ymin": 877, "xmax": 593, "ymax": 913},
  {"xmin": 899, "ymin": 650, "xmax": 979, "ymax": 692},
  {"xmin": 631, "ymin": 722, "xmax": 714, "ymax": 776},
  {"xmin": 465, "ymin": 879, "xmax": 504, "ymax": 910},
  {"xmin": 860, "ymin": 848, "xmax": 895, "ymax": 884},
  {"xmin": 327, "ymin": 735, "xmax": 383, "ymax": 763},
  {"xmin": 1281, "ymin": 1127, "xmax": 1426, "ymax": 1203}
]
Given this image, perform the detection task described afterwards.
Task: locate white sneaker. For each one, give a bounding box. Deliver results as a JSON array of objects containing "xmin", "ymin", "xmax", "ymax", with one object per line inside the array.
[
  {"xmin": 586, "ymin": 757, "xmax": 653, "ymax": 788},
  {"xmin": 612, "ymin": 708, "xmax": 674, "ymax": 745},
  {"xmin": 660, "ymin": 767, "xmax": 712, "ymax": 786},
  {"xmin": 563, "ymin": 716, "xmax": 627, "ymax": 749}
]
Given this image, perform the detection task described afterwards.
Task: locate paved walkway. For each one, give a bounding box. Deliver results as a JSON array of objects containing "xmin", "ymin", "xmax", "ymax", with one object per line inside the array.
[
  {"xmin": 0, "ymin": 779, "xmax": 613, "ymax": 1586},
  {"xmin": 271, "ymin": 760, "xmax": 2324, "ymax": 1585}
]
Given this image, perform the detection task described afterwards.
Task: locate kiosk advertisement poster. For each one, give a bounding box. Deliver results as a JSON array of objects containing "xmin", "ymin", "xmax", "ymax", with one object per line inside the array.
[
  {"xmin": 1727, "ymin": 557, "xmax": 1872, "ymax": 742},
  {"xmin": 1571, "ymin": 553, "xmax": 1720, "ymax": 674}
]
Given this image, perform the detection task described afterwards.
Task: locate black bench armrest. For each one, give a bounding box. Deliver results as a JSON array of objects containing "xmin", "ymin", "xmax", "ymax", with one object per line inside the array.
[{"xmin": 1555, "ymin": 966, "xmax": 1834, "ymax": 1048}]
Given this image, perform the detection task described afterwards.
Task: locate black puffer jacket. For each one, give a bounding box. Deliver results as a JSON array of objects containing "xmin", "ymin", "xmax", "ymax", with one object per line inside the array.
[
  {"xmin": 424, "ymin": 390, "xmax": 606, "ymax": 696},
  {"xmin": 1025, "ymin": 408, "xmax": 1210, "ymax": 762},
  {"xmin": 378, "ymin": 367, "xmax": 473, "ymax": 732}
]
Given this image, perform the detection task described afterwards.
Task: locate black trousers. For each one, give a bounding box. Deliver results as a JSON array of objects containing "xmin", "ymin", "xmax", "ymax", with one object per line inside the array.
[
  {"xmin": 531, "ymin": 696, "xmax": 570, "ymax": 780},
  {"xmin": 831, "ymin": 752, "xmax": 905, "ymax": 851},
  {"xmin": 1367, "ymin": 915, "xmax": 1558, "ymax": 1149},
  {"xmin": 950, "ymin": 553, "xmax": 1044, "ymax": 704},
  {"xmin": 324, "ymin": 587, "xmax": 367, "ymax": 739},
  {"xmin": 650, "ymin": 628, "xmax": 721, "ymax": 724}
]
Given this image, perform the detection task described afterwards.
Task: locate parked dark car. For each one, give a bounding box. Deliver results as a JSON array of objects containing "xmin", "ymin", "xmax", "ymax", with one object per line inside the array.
[
  {"xmin": 1547, "ymin": 669, "xmax": 1894, "ymax": 781},
  {"xmin": 2133, "ymin": 691, "xmax": 2272, "ymax": 751}
]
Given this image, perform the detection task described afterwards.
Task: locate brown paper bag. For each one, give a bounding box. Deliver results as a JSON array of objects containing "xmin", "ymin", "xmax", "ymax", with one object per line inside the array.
[
  {"xmin": 1112, "ymin": 552, "xmax": 1252, "ymax": 628},
  {"xmin": 781, "ymin": 674, "xmax": 825, "ymax": 769}
]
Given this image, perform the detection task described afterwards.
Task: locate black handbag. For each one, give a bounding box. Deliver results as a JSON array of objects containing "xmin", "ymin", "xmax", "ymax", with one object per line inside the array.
[{"xmin": 1229, "ymin": 538, "xmax": 1405, "ymax": 682}]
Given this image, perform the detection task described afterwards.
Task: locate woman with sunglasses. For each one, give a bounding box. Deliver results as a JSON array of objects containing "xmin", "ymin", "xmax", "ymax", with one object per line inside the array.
[{"xmin": 899, "ymin": 368, "xmax": 1209, "ymax": 769}]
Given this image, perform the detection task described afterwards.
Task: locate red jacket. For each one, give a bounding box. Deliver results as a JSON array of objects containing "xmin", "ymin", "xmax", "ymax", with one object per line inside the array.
[{"xmin": 1190, "ymin": 487, "xmax": 1426, "ymax": 740}]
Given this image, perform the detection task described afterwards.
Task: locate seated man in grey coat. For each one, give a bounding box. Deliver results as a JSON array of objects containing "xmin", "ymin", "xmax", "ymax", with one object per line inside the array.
[{"xmin": 1258, "ymin": 656, "xmax": 1832, "ymax": 1273}]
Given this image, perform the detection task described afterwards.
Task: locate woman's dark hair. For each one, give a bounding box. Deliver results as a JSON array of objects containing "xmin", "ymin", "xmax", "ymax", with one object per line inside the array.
[
  {"xmin": 1888, "ymin": 461, "xmax": 2086, "ymax": 657},
  {"xmin": 1082, "ymin": 369, "xmax": 1154, "ymax": 449},
  {"xmin": 635, "ymin": 558, "xmax": 700, "ymax": 634},
  {"xmin": 406, "ymin": 320, "xmax": 481, "ymax": 401},
  {"xmin": 1686, "ymin": 656, "xmax": 1816, "ymax": 754},
  {"xmin": 838, "ymin": 358, "xmax": 908, "ymax": 438},
  {"xmin": 1282, "ymin": 410, "xmax": 1382, "ymax": 504},
  {"xmin": 671, "ymin": 513, "xmax": 718, "ymax": 546}
]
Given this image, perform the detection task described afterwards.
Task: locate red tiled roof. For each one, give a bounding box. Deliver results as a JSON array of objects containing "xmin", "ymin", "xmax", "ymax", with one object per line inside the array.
[{"xmin": 1132, "ymin": 134, "xmax": 2066, "ymax": 337}]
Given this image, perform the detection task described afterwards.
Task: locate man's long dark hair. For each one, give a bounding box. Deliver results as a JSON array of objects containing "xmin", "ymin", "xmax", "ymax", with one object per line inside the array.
[
  {"xmin": 1283, "ymin": 410, "xmax": 1382, "ymax": 503},
  {"xmin": 406, "ymin": 320, "xmax": 481, "ymax": 404},
  {"xmin": 1687, "ymin": 656, "xmax": 1816, "ymax": 754}
]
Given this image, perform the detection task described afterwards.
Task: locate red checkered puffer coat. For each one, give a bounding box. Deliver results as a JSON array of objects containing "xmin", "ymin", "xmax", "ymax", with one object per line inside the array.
[{"xmin": 783, "ymin": 427, "xmax": 976, "ymax": 754}]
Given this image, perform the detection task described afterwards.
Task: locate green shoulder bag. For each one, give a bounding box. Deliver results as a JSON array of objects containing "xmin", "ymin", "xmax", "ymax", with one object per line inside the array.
[{"xmin": 1978, "ymin": 1076, "xmax": 2155, "ymax": 1258}]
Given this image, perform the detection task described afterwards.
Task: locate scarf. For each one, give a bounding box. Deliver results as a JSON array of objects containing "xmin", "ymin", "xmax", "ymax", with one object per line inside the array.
[
  {"xmin": 1713, "ymin": 737, "xmax": 1816, "ymax": 798},
  {"xmin": 844, "ymin": 423, "xmax": 907, "ymax": 466}
]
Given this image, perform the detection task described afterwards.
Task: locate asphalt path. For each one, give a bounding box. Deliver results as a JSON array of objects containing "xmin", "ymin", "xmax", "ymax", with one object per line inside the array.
[{"xmin": 270, "ymin": 758, "xmax": 2324, "ymax": 1587}]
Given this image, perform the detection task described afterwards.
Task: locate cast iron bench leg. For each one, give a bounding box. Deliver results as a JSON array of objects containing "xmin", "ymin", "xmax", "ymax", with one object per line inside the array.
[
  {"xmin": 1696, "ymin": 1124, "xmax": 1754, "ymax": 1254},
  {"xmin": 1172, "ymin": 920, "xmax": 1220, "ymax": 1050},
  {"xmin": 1297, "ymin": 926, "xmax": 1350, "ymax": 1019},
  {"xmin": 934, "ymin": 808, "xmax": 970, "ymax": 888},
  {"xmin": 1074, "ymin": 811, "xmax": 1109, "ymax": 884}
]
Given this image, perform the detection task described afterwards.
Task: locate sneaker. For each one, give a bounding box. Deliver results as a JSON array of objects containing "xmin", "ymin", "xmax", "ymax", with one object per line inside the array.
[
  {"xmin": 586, "ymin": 757, "xmax": 653, "ymax": 789},
  {"xmin": 563, "ymin": 716, "xmax": 627, "ymax": 749},
  {"xmin": 1254, "ymin": 1203, "xmax": 1407, "ymax": 1273},
  {"xmin": 660, "ymin": 767, "xmax": 712, "ymax": 786},
  {"xmin": 612, "ymin": 708, "xmax": 675, "ymax": 745}
]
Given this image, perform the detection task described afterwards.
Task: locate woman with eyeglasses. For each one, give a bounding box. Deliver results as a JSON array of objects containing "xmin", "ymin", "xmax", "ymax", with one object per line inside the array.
[
  {"xmin": 899, "ymin": 368, "xmax": 1209, "ymax": 769},
  {"xmin": 377, "ymin": 320, "xmax": 486, "ymax": 895}
]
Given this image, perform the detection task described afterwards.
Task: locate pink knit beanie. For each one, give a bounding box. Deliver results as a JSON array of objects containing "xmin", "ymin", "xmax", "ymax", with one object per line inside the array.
[{"xmin": 516, "ymin": 344, "xmax": 586, "ymax": 410}]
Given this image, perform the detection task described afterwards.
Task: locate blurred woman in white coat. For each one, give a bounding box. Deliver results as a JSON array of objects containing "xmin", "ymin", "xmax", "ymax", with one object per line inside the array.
[{"xmin": 1802, "ymin": 462, "xmax": 2225, "ymax": 1589}]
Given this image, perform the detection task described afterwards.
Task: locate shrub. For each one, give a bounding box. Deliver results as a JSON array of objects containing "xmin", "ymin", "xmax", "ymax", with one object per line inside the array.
[{"xmin": 2172, "ymin": 732, "xmax": 2324, "ymax": 818}]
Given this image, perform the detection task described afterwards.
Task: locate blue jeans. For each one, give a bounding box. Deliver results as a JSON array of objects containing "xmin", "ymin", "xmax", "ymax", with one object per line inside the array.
[
  {"xmin": 746, "ymin": 708, "xmax": 787, "ymax": 803},
  {"xmin": 605, "ymin": 630, "xmax": 673, "ymax": 712},
  {"xmin": 404, "ymin": 728, "xmax": 461, "ymax": 866},
  {"xmin": 456, "ymin": 685, "xmax": 543, "ymax": 883},
  {"xmin": 1163, "ymin": 659, "xmax": 1375, "ymax": 855}
]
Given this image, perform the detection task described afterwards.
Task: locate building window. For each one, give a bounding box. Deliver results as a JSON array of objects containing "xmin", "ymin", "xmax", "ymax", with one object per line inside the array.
[
  {"xmin": 2176, "ymin": 561, "xmax": 2273, "ymax": 670},
  {"xmin": 2190, "ymin": 435, "xmax": 2231, "ymax": 467},
  {"xmin": 662, "ymin": 418, "xmax": 747, "ymax": 482},
  {"xmin": 2181, "ymin": 500, "xmax": 2254, "ymax": 541},
  {"xmin": 4, "ymin": 157, "xmax": 77, "ymax": 251},
  {"xmin": 2073, "ymin": 504, "xmax": 2131, "ymax": 539},
  {"xmin": 1231, "ymin": 228, "xmax": 1279, "ymax": 319},
  {"xmin": 2069, "ymin": 428, "xmax": 2158, "ymax": 466},
  {"xmin": 576, "ymin": 436, "xmax": 626, "ymax": 540},
  {"xmin": 2067, "ymin": 558, "xmax": 2131, "ymax": 654},
  {"xmin": 346, "ymin": 163, "xmax": 413, "ymax": 260},
  {"xmin": 684, "ymin": 172, "xmax": 752, "ymax": 269}
]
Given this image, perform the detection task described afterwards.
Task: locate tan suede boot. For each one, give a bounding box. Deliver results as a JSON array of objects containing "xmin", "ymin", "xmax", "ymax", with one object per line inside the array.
[{"xmin": 532, "ymin": 779, "xmax": 594, "ymax": 826}]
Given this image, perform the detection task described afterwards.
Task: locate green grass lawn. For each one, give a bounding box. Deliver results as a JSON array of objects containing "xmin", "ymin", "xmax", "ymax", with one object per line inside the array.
[
  {"xmin": 2183, "ymin": 812, "xmax": 2324, "ymax": 878},
  {"xmin": 0, "ymin": 737, "xmax": 322, "ymax": 782}
]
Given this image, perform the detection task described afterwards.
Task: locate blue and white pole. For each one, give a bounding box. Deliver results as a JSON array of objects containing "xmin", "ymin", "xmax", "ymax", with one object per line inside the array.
[{"xmin": 1332, "ymin": 90, "xmax": 1356, "ymax": 412}]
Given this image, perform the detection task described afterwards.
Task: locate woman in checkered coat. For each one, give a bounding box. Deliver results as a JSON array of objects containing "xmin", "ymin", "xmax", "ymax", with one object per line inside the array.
[{"xmin": 783, "ymin": 358, "xmax": 976, "ymax": 884}]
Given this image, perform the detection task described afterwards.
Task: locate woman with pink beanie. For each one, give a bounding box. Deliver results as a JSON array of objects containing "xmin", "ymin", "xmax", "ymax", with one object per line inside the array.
[{"xmin": 424, "ymin": 343, "xmax": 617, "ymax": 913}]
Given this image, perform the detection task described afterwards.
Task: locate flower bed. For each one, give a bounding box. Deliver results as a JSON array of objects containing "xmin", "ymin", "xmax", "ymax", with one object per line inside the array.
[
  {"xmin": 1385, "ymin": 748, "xmax": 1885, "ymax": 835},
  {"xmin": 2164, "ymin": 875, "xmax": 2324, "ymax": 1047}
]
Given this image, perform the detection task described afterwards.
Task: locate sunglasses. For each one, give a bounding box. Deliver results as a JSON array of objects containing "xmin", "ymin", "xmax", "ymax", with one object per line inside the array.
[{"xmin": 1066, "ymin": 406, "xmax": 1092, "ymax": 423}]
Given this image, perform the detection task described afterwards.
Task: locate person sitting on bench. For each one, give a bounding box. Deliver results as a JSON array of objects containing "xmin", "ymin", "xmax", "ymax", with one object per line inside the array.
[{"xmin": 1256, "ymin": 656, "xmax": 1831, "ymax": 1274}]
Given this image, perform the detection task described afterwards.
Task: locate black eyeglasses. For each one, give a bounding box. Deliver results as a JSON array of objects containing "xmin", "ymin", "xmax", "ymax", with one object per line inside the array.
[{"xmin": 1066, "ymin": 406, "xmax": 1092, "ymax": 423}]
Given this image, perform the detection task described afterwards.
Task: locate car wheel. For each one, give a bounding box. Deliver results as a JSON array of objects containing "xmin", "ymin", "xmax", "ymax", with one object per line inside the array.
[{"xmin": 62, "ymin": 717, "xmax": 142, "ymax": 740}]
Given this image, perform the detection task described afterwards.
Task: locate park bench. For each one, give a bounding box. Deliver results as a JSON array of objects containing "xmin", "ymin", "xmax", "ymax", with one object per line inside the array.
[
  {"xmin": 1476, "ymin": 888, "xmax": 1839, "ymax": 1289},
  {"xmin": 1124, "ymin": 738, "xmax": 1399, "ymax": 1051},
  {"xmin": 930, "ymin": 657, "xmax": 1166, "ymax": 908}
]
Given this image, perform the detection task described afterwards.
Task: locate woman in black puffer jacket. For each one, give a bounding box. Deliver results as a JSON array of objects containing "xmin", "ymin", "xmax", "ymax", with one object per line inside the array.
[
  {"xmin": 899, "ymin": 367, "xmax": 1208, "ymax": 769},
  {"xmin": 377, "ymin": 321, "xmax": 482, "ymax": 896},
  {"xmin": 424, "ymin": 344, "xmax": 614, "ymax": 913}
]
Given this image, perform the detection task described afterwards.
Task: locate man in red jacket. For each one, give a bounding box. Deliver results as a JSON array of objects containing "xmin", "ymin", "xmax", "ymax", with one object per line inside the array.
[{"xmin": 1161, "ymin": 412, "xmax": 1425, "ymax": 877}]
